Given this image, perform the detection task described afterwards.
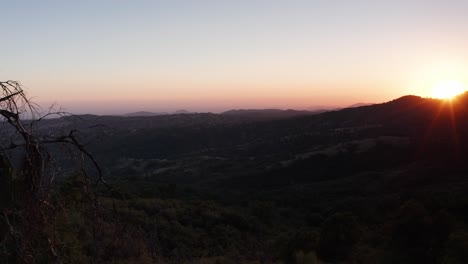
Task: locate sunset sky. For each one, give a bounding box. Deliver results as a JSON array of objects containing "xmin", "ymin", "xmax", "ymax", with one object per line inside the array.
[{"xmin": 2, "ymin": 1, "xmax": 468, "ymax": 114}]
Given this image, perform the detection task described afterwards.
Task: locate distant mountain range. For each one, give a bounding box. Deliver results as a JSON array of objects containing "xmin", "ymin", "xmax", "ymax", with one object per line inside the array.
[
  {"xmin": 38, "ymin": 93, "xmax": 468, "ymax": 159},
  {"xmin": 220, "ymin": 109, "xmax": 327, "ymax": 120},
  {"xmin": 26, "ymin": 93, "xmax": 468, "ymax": 263},
  {"xmin": 306, "ymin": 102, "xmax": 374, "ymax": 111},
  {"xmin": 346, "ymin": 102, "xmax": 374, "ymax": 108},
  {"xmin": 123, "ymin": 110, "xmax": 191, "ymax": 117},
  {"xmin": 122, "ymin": 103, "xmax": 374, "ymax": 119}
]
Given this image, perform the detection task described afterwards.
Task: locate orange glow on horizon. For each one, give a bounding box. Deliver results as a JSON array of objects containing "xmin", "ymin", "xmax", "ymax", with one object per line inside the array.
[{"xmin": 430, "ymin": 80, "xmax": 466, "ymax": 100}]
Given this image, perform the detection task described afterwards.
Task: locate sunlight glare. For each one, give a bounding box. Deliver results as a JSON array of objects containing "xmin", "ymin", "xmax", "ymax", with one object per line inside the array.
[{"xmin": 431, "ymin": 80, "xmax": 466, "ymax": 99}]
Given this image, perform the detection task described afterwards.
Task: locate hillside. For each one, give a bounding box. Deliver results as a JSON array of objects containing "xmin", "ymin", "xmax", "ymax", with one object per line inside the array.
[
  {"xmin": 221, "ymin": 109, "xmax": 324, "ymax": 120},
  {"xmin": 33, "ymin": 93, "xmax": 468, "ymax": 263}
]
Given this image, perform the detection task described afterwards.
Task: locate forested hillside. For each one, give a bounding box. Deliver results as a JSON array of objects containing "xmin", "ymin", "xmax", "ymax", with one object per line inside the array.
[{"xmin": 3, "ymin": 89, "xmax": 468, "ymax": 263}]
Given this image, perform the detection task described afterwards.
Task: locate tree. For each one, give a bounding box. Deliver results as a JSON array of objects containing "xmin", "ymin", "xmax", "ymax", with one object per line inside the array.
[
  {"xmin": 0, "ymin": 81, "xmax": 112, "ymax": 262},
  {"xmin": 317, "ymin": 212, "xmax": 361, "ymax": 262}
]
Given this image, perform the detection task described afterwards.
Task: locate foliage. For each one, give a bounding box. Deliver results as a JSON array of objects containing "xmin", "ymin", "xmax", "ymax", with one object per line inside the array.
[
  {"xmin": 0, "ymin": 81, "xmax": 114, "ymax": 262},
  {"xmin": 3, "ymin": 85, "xmax": 468, "ymax": 263}
]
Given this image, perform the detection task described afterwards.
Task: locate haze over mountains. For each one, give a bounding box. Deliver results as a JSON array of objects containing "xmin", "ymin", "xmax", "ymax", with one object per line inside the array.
[
  {"xmin": 123, "ymin": 109, "xmax": 192, "ymax": 117},
  {"xmin": 36, "ymin": 93, "xmax": 468, "ymax": 166},
  {"xmin": 4, "ymin": 0, "xmax": 468, "ymax": 262},
  {"xmin": 73, "ymin": 93, "xmax": 468, "ymax": 262},
  {"xmin": 4, "ymin": 92, "xmax": 468, "ymax": 263},
  {"xmin": 119, "ymin": 102, "xmax": 373, "ymax": 119}
]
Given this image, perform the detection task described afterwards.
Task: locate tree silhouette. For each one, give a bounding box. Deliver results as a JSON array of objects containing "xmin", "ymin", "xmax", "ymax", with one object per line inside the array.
[{"xmin": 0, "ymin": 81, "xmax": 112, "ymax": 262}]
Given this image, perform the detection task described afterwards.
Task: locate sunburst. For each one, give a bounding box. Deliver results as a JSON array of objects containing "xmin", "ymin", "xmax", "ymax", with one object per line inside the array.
[{"xmin": 431, "ymin": 80, "xmax": 466, "ymax": 99}]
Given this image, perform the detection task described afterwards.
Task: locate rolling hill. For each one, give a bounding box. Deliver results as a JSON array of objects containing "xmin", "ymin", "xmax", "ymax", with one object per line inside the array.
[{"xmin": 25, "ymin": 93, "xmax": 468, "ymax": 263}]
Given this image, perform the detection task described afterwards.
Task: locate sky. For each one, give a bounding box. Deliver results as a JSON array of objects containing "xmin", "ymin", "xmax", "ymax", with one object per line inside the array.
[{"xmin": 2, "ymin": 0, "xmax": 468, "ymax": 114}]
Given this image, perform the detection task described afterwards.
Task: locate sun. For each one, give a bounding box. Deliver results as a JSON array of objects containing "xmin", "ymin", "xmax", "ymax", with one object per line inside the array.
[{"xmin": 431, "ymin": 80, "xmax": 466, "ymax": 99}]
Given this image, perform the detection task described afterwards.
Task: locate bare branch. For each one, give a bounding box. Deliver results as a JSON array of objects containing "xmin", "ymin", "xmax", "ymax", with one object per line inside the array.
[{"xmin": 0, "ymin": 80, "xmax": 116, "ymax": 261}]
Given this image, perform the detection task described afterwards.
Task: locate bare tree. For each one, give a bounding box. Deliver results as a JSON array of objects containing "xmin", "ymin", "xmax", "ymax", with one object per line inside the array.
[{"xmin": 0, "ymin": 81, "xmax": 112, "ymax": 262}]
